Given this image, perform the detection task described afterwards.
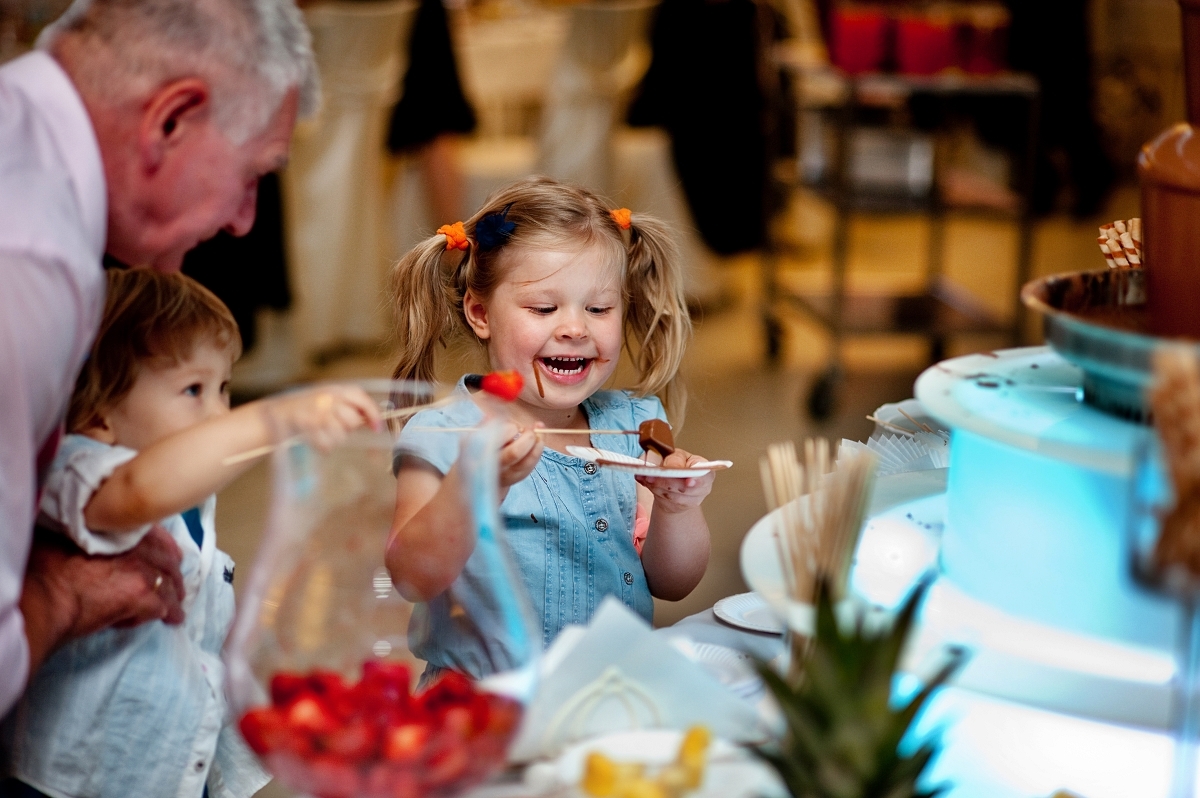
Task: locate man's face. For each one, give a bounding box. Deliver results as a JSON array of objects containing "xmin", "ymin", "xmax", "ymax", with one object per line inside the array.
[{"xmin": 108, "ymin": 87, "xmax": 299, "ymax": 272}]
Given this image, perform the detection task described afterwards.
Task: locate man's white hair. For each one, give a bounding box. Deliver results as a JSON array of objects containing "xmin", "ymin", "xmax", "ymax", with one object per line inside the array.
[{"xmin": 38, "ymin": 0, "xmax": 319, "ymax": 142}]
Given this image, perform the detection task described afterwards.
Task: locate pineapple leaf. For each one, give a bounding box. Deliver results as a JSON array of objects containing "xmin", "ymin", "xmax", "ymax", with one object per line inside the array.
[{"xmin": 753, "ymin": 577, "xmax": 962, "ymax": 798}]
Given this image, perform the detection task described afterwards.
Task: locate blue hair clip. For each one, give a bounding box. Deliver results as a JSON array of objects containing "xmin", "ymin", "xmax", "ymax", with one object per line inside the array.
[{"xmin": 474, "ymin": 203, "xmax": 516, "ymax": 251}]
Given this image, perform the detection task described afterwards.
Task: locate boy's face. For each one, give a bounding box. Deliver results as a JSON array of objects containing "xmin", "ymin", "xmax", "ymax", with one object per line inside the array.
[{"xmin": 95, "ymin": 342, "xmax": 234, "ymax": 451}]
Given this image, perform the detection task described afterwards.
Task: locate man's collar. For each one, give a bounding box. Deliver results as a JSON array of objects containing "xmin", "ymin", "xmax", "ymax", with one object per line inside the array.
[{"xmin": 1, "ymin": 51, "xmax": 107, "ymax": 258}]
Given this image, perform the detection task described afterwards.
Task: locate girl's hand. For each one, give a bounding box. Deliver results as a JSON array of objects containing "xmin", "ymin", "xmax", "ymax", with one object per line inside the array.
[
  {"xmin": 265, "ymin": 384, "xmax": 382, "ymax": 451},
  {"xmin": 636, "ymin": 448, "xmax": 715, "ymax": 514},
  {"xmin": 498, "ymin": 422, "xmax": 543, "ymax": 489}
]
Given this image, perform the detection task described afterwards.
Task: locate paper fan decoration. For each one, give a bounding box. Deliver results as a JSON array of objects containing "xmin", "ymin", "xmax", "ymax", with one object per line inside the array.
[{"xmin": 839, "ymin": 432, "xmax": 948, "ymax": 477}]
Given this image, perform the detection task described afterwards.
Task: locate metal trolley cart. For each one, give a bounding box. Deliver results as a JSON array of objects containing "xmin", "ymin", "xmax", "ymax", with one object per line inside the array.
[{"xmin": 764, "ymin": 61, "xmax": 1040, "ymax": 419}]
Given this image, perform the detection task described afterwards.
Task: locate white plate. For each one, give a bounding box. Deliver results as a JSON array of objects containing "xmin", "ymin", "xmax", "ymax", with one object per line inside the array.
[
  {"xmin": 689, "ymin": 642, "xmax": 763, "ymax": 699},
  {"xmin": 545, "ymin": 729, "xmax": 786, "ymax": 798},
  {"xmin": 739, "ymin": 469, "xmax": 947, "ymax": 614},
  {"xmin": 566, "ymin": 446, "xmax": 733, "ymax": 478},
  {"xmin": 712, "ymin": 592, "xmax": 784, "ymax": 635}
]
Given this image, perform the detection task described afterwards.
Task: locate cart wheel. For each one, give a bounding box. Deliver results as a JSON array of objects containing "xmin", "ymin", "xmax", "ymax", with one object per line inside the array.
[
  {"xmin": 806, "ymin": 369, "xmax": 839, "ymax": 421},
  {"xmin": 929, "ymin": 336, "xmax": 946, "ymax": 364},
  {"xmin": 764, "ymin": 314, "xmax": 784, "ymax": 366}
]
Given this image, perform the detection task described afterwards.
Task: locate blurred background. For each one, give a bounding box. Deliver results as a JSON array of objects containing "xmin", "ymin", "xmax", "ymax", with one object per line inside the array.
[{"xmin": 0, "ymin": 0, "xmax": 1181, "ymax": 627}]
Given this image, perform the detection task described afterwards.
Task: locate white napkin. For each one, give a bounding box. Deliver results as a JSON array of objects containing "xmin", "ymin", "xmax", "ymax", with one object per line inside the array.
[{"xmin": 508, "ymin": 598, "xmax": 766, "ymax": 762}]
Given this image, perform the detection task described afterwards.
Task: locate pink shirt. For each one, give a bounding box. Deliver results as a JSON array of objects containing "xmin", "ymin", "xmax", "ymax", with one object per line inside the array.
[{"xmin": 0, "ymin": 50, "xmax": 107, "ymax": 715}]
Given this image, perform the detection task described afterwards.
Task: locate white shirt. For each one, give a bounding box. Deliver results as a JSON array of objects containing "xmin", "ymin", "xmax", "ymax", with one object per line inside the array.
[{"xmin": 0, "ymin": 50, "xmax": 108, "ymax": 716}]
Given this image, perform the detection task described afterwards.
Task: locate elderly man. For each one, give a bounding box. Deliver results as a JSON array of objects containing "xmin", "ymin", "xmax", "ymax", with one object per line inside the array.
[{"xmin": 0, "ymin": 0, "xmax": 317, "ymax": 719}]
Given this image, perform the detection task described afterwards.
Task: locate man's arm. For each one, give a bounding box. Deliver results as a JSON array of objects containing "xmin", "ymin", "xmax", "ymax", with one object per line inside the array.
[
  {"xmin": 0, "ymin": 252, "xmax": 182, "ymax": 712},
  {"xmin": 0, "ymin": 252, "xmax": 87, "ymax": 713}
]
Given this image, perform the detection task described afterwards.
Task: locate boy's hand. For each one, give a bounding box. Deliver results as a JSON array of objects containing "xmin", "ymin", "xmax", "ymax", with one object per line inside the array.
[
  {"xmin": 636, "ymin": 448, "xmax": 715, "ymax": 514},
  {"xmin": 268, "ymin": 384, "xmax": 382, "ymax": 451},
  {"xmin": 497, "ymin": 422, "xmax": 542, "ymax": 489}
]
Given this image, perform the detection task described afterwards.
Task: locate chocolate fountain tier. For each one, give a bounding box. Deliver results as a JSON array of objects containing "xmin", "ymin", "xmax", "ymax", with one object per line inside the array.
[{"xmin": 1021, "ymin": 268, "xmax": 1199, "ymax": 421}]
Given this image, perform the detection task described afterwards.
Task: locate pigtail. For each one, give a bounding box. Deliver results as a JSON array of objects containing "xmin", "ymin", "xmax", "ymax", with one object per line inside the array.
[
  {"xmin": 621, "ymin": 212, "xmax": 692, "ymax": 421},
  {"xmin": 389, "ymin": 232, "xmax": 468, "ymax": 383}
]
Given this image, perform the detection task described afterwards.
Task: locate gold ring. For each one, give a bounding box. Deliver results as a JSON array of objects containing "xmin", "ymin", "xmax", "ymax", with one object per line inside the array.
[{"xmin": 153, "ymin": 574, "xmax": 164, "ymax": 591}]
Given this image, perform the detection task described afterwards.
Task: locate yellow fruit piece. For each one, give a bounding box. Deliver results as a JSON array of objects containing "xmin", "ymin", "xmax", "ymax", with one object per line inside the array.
[
  {"xmin": 618, "ymin": 777, "xmax": 669, "ymax": 798},
  {"xmin": 675, "ymin": 726, "xmax": 711, "ymax": 788},
  {"xmin": 677, "ymin": 726, "xmax": 711, "ymax": 767},
  {"xmin": 582, "ymin": 752, "xmax": 645, "ymax": 797},
  {"xmin": 580, "ymin": 728, "xmax": 712, "ymax": 798},
  {"xmin": 656, "ymin": 763, "xmax": 691, "ymax": 796}
]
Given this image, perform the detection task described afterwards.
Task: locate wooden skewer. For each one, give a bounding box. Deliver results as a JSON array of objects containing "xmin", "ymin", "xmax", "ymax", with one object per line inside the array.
[
  {"xmin": 760, "ymin": 437, "xmax": 876, "ymax": 609},
  {"xmin": 897, "ymin": 407, "xmax": 936, "ymax": 434},
  {"xmin": 865, "ymin": 415, "xmax": 919, "ymax": 437},
  {"xmin": 221, "ymin": 393, "xmax": 459, "ymax": 467},
  {"xmin": 405, "ymin": 427, "xmax": 638, "ymax": 436}
]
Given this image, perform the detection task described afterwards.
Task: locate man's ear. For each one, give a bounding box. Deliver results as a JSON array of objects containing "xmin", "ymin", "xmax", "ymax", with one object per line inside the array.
[
  {"xmin": 463, "ymin": 290, "xmax": 491, "ymax": 340},
  {"xmin": 138, "ymin": 78, "xmax": 212, "ymax": 171}
]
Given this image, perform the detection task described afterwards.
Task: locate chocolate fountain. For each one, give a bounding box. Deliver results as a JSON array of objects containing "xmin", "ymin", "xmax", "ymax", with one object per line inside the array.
[
  {"xmin": 881, "ymin": 5, "xmax": 1200, "ymax": 793},
  {"xmin": 745, "ymin": 10, "xmax": 1200, "ymax": 792}
]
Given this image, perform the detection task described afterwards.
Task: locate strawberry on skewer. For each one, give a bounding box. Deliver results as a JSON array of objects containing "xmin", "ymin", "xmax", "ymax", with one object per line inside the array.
[{"xmin": 463, "ymin": 370, "xmax": 524, "ymax": 402}]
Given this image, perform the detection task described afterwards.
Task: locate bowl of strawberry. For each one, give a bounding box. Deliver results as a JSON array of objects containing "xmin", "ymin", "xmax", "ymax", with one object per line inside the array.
[{"xmin": 240, "ymin": 662, "xmax": 522, "ymax": 798}]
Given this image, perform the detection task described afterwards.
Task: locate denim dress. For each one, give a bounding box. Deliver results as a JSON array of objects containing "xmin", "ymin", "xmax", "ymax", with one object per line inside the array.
[{"xmin": 394, "ymin": 382, "xmax": 665, "ymax": 674}]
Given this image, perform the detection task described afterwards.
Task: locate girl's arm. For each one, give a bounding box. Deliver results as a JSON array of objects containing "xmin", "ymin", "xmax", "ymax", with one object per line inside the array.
[
  {"xmin": 637, "ymin": 448, "xmax": 714, "ymax": 601},
  {"xmin": 386, "ymin": 423, "xmax": 542, "ymax": 601},
  {"xmin": 84, "ymin": 385, "xmax": 380, "ymax": 533}
]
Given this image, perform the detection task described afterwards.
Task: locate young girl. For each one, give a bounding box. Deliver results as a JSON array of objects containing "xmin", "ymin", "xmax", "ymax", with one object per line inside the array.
[
  {"xmin": 3, "ymin": 269, "xmax": 380, "ymax": 798},
  {"xmin": 386, "ymin": 177, "xmax": 713, "ymax": 667}
]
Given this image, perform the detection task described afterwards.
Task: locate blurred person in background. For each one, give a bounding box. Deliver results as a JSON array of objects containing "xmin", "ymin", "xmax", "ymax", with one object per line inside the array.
[
  {"xmin": 628, "ymin": 0, "xmax": 787, "ymax": 260},
  {"xmin": 386, "ymin": 0, "xmax": 476, "ymax": 224},
  {"xmin": 0, "ymin": 0, "xmax": 316, "ymax": 719},
  {"xmin": 1005, "ymin": 0, "xmax": 1114, "ymax": 217}
]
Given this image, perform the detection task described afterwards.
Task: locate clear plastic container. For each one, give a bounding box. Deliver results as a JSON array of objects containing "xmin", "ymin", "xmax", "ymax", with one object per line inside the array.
[{"xmin": 225, "ymin": 380, "xmax": 539, "ymax": 798}]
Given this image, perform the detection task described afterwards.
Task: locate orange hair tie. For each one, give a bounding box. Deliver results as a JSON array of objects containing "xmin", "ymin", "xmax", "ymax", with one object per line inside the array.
[
  {"xmin": 610, "ymin": 208, "xmax": 632, "ymax": 230},
  {"xmin": 437, "ymin": 221, "xmax": 469, "ymax": 251}
]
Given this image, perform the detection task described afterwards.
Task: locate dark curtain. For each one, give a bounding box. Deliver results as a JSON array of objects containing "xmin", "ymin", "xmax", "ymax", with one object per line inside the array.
[
  {"xmin": 628, "ymin": 0, "xmax": 774, "ymax": 255},
  {"xmin": 182, "ymin": 172, "xmax": 290, "ymax": 352}
]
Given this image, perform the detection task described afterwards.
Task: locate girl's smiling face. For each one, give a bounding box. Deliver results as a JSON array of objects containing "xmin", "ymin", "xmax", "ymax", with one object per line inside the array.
[{"xmin": 464, "ymin": 244, "xmax": 624, "ymax": 420}]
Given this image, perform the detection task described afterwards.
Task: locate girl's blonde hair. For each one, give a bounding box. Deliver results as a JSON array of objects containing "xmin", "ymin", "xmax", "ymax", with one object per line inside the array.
[{"xmin": 390, "ymin": 177, "xmax": 691, "ymax": 417}]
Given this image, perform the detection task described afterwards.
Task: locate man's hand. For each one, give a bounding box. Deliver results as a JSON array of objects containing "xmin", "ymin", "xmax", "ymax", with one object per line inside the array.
[{"xmin": 20, "ymin": 525, "xmax": 184, "ymax": 674}]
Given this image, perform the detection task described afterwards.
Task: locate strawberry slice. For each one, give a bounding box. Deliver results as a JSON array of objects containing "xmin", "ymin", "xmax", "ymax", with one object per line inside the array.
[
  {"xmin": 464, "ymin": 371, "xmax": 523, "ymax": 401},
  {"xmin": 417, "ymin": 671, "xmax": 474, "ymax": 715},
  {"xmin": 270, "ymin": 672, "xmax": 309, "ymax": 706},
  {"xmin": 382, "ymin": 723, "xmax": 430, "ymax": 764},
  {"xmin": 321, "ymin": 716, "xmax": 380, "ymax": 762},
  {"xmin": 239, "ymin": 707, "xmax": 288, "ymax": 755},
  {"xmin": 423, "ymin": 734, "xmax": 470, "ymax": 786},
  {"xmin": 287, "ymin": 696, "xmax": 339, "ymax": 735}
]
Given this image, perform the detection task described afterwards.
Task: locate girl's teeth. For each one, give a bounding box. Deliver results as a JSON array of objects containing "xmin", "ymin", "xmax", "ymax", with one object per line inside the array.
[{"xmin": 543, "ymin": 358, "xmax": 586, "ymax": 375}]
